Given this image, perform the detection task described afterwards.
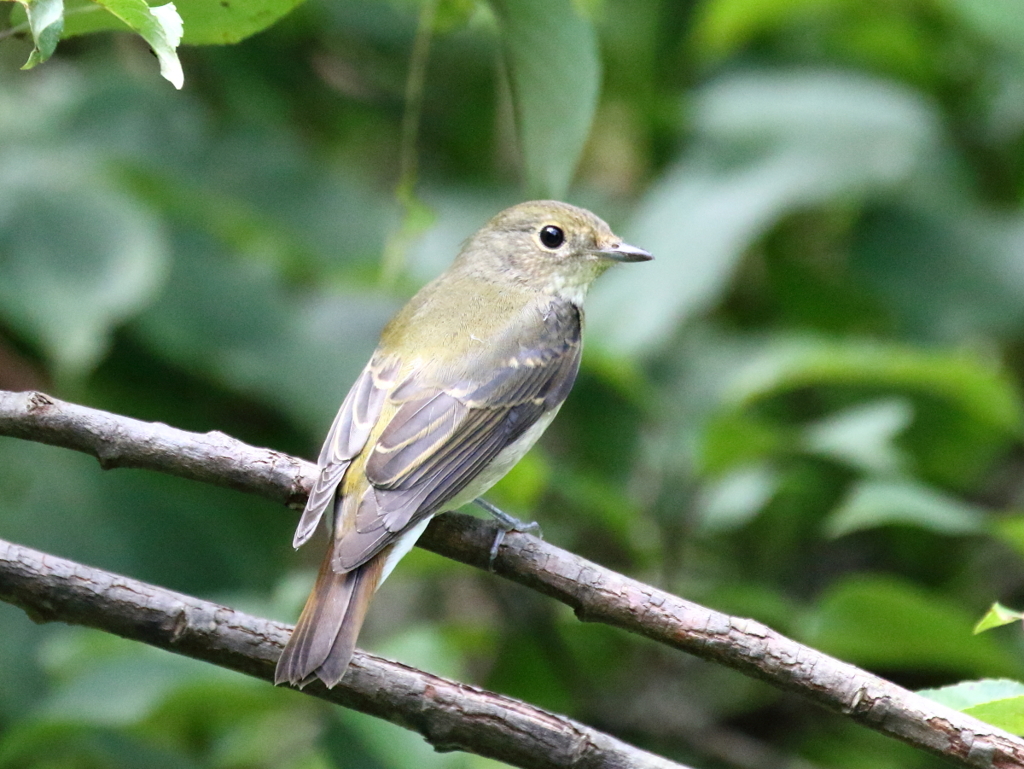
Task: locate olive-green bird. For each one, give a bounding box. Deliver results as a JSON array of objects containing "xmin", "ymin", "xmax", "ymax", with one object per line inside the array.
[{"xmin": 275, "ymin": 200, "xmax": 652, "ymax": 689}]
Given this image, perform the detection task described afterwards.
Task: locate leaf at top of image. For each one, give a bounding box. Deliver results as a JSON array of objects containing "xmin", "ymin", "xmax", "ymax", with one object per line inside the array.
[
  {"xmin": 57, "ymin": 0, "xmax": 304, "ymax": 44},
  {"xmin": 90, "ymin": 0, "xmax": 183, "ymax": 87},
  {"xmin": 16, "ymin": 0, "xmax": 65, "ymax": 69}
]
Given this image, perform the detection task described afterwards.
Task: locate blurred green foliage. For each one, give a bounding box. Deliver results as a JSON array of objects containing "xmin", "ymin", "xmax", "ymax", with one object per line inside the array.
[{"xmin": 5, "ymin": 0, "xmax": 1024, "ymax": 766}]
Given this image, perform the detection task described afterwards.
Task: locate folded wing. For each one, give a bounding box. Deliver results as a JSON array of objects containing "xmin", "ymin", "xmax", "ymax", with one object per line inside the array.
[{"xmin": 332, "ymin": 299, "xmax": 583, "ymax": 572}]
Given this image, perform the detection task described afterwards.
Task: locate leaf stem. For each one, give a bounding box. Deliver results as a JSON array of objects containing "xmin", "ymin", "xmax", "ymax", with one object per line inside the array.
[{"xmin": 379, "ymin": 0, "xmax": 438, "ymax": 287}]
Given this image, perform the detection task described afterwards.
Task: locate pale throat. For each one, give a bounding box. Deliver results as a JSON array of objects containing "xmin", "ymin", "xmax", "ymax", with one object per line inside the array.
[{"xmin": 545, "ymin": 272, "xmax": 592, "ymax": 305}]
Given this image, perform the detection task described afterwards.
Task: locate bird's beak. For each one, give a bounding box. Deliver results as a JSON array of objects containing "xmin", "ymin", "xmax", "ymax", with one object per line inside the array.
[{"xmin": 596, "ymin": 242, "xmax": 653, "ymax": 262}]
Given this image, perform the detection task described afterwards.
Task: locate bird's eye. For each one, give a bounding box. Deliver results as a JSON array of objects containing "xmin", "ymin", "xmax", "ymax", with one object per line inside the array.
[{"xmin": 539, "ymin": 225, "xmax": 565, "ymax": 249}]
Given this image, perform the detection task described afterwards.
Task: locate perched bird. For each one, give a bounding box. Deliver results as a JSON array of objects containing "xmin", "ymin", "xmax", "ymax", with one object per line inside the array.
[{"xmin": 275, "ymin": 200, "xmax": 651, "ymax": 689}]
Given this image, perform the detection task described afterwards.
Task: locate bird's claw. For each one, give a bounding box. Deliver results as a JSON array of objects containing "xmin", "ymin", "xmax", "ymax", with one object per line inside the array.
[{"xmin": 473, "ymin": 498, "xmax": 542, "ymax": 571}]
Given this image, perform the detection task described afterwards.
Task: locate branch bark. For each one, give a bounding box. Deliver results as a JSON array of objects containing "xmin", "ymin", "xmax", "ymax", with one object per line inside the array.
[
  {"xmin": 2, "ymin": 389, "xmax": 1024, "ymax": 768},
  {"xmin": 0, "ymin": 538, "xmax": 684, "ymax": 769}
]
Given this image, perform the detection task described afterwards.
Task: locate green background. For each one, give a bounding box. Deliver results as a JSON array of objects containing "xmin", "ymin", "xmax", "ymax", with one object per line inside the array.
[{"xmin": 4, "ymin": 0, "xmax": 1024, "ymax": 767}]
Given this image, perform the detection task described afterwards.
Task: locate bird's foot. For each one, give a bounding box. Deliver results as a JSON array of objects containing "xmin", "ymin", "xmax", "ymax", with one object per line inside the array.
[{"xmin": 473, "ymin": 498, "xmax": 542, "ymax": 570}]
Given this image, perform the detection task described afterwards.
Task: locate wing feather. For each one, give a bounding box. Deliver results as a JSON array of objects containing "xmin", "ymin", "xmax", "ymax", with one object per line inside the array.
[
  {"xmin": 330, "ymin": 299, "xmax": 582, "ymax": 571},
  {"xmin": 292, "ymin": 358, "xmax": 397, "ymax": 548}
]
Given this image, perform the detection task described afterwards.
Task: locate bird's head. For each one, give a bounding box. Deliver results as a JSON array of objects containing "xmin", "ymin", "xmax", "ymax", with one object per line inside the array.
[{"xmin": 456, "ymin": 200, "xmax": 652, "ymax": 303}]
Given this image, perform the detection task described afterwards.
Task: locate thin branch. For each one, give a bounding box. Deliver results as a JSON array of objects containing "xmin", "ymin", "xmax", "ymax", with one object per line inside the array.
[
  {"xmin": 379, "ymin": 0, "xmax": 438, "ymax": 285},
  {"xmin": 0, "ymin": 390, "xmax": 314, "ymax": 507},
  {"xmin": 422, "ymin": 513, "xmax": 1024, "ymax": 767},
  {"xmin": 2, "ymin": 389, "xmax": 1024, "ymax": 768},
  {"xmin": 0, "ymin": 538, "xmax": 685, "ymax": 769}
]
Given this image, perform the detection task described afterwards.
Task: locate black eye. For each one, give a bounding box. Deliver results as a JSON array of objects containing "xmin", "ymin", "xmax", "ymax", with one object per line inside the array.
[{"xmin": 539, "ymin": 225, "xmax": 565, "ymax": 249}]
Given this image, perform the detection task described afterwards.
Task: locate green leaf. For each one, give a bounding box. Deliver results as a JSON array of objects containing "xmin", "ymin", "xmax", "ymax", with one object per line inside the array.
[
  {"xmin": 58, "ymin": 0, "xmax": 129, "ymax": 36},
  {"xmin": 43, "ymin": 656, "xmax": 202, "ymax": 726},
  {"xmin": 802, "ymin": 399, "xmax": 912, "ymax": 473},
  {"xmin": 974, "ymin": 603, "xmax": 1023, "ymax": 634},
  {"xmin": 941, "ymin": 0, "xmax": 1024, "ymax": 58},
  {"xmin": 920, "ymin": 678, "xmax": 1024, "ymax": 710},
  {"xmin": 172, "ymin": 0, "xmax": 305, "ymax": 44},
  {"xmin": 727, "ymin": 339, "xmax": 1024, "ymax": 436},
  {"xmin": 489, "ymin": 449, "xmax": 550, "ymax": 510},
  {"xmin": 919, "ymin": 679, "xmax": 1024, "ymax": 735},
  {"xmin": 994, "ymin": 515, "xmax": 1024, "ymax": 562},
  {"xmin": 53, "ymin": 0, "xmax": 304, "ymax": 44},
  {"xmin": 92, "ymin": 0, "xmax": 183, "ymax": 88},
  {"xmin": 588, "ymin": 70, "xmax": 940, "ymax": 353},
  {"xmin": 824, "ymin": 478, "xmax": 986, "ymax": 539},
  {"xmin": 696, "ymin": 465, "xmax": 780, "ymax": 532},
  {"xmin": 16, "ymin": 0, "xmax": 65, "ymax": 68},
  {"xmin": 966, "ymin": 696, "xmax": 1024, "ymax": 735},
  {"xmin": 802, "ymin": 574, "xmax": 1020, "ymax": 677},
  {"xmin": 0, "ymin": 156, "xmax": 170, "ymax": 380},
  {"xmin": 691, "ymin": 0, "xmax": 831, "ymax": 62},
  {"xmin": 488, "ymin": 0, "xmax": 600, "ymax": 198}
]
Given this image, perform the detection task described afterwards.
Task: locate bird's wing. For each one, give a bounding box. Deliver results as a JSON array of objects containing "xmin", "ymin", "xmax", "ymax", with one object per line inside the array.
[
  {"xmin": 331, "ymin": 300, "xmax": 582, "ymax": 572},
  {"xmin": 292, "ymin": 357, "xmax": 400, "ymax": 548}
]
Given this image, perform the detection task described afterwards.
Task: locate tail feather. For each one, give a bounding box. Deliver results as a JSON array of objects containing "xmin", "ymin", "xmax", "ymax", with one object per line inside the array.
[{"xmin": 275, "ymin": 547, "xmax": 386, "ymax": 689}]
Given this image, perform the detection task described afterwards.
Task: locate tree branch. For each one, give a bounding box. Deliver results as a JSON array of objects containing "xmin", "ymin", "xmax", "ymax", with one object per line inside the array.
[
  {"xmin": 2, "ymin": 389, "xmax": 1024, "ymax": 768},
  {"xmin": 0, "ymin": 390, "xmax": 313, "ymax": 508},
  {"xmin": 0, "ymin": 537, "xmax": 685, "ymax": 769}
]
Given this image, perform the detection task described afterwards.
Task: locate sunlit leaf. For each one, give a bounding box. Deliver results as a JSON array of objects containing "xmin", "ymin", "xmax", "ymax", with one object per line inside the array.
[
  {"xmin": 974, "ymin": 603, "xmax": 1023, "ymax": 634},
  {"xmin": 489, "ymin": 0, "xmax": 600, "ymax": 198},
  {"xmin": 824, "ymin": 478, "xmax": 986, "ymax": 538},
  {"xmin": 91, "ymin": 0, "xmax": 183, "ymax": 87},
  {"xmin": 172, "ymin": 0, "xmax": 304, "ymax": 44},
  {"xmin": 489, "ymin": 450, "xmax": 550, "ymax": 510},
  {"xmin": 920, "ymin": 677, "xmax": 1024, "ymax": 709},
  {"xmin": 696, "ymin": 465, "xmax": 780, "ymax": 532},
  {"xmin": 993, "ymin": 516, "xmax": 1024, "ymax": 563},
  {"xmin": 55, "ymin": 0, "xmax": 303, "ymax": 43},
  {"xmin": 699, "ymin": 409, "xmax": 791, "ymax": 474},
  {"xmin": 15, "ymin": 0, "xmax": 64, "ymax": 68},
  {"xmin": 965, "ymin": 696, "xmax": 1024, "ymax": 735},
  {"xmin": 920, "ymin": 679, "xmax": 1024, "ymax": 734},
  {"xmin": 802, "ymin": 399, "xmax": 912, "ymax": 473}
]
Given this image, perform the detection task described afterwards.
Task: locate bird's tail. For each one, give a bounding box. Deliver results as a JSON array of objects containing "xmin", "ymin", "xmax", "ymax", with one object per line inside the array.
[{"xmin": 275, "ymin": 545, "xmax": 385, "ymax": 689}]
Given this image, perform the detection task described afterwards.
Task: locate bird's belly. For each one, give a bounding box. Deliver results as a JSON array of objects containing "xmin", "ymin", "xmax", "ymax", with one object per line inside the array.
[{"xmin": 448, "ymin": 406, "xmax": 560, "ymax": 510}]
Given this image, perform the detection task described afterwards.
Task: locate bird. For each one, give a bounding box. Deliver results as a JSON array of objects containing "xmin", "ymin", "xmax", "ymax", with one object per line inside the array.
[{"xmin": 275, "ymin": 200, "xmax": 652, "ymax": 689}]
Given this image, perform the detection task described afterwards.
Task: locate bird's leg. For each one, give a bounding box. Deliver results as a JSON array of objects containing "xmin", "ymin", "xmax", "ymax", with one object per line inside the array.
[{"xmin": 473, "ymin": 498, "xmax": 542, "ymax": 570}]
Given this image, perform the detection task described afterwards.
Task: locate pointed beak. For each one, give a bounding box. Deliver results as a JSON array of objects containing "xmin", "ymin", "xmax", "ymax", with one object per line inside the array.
[{"xmin": 596, "ymin": 242, "xmax": 653, "ymax": 263}]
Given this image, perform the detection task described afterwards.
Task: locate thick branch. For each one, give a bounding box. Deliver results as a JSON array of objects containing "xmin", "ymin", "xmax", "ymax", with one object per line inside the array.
[
  {"xmin": 2, "ymin": 389, "xmax": 1024, "ymax": 768},
  {"xmin": 0, "ymin": 538, "xmax": 685, "ymax": 769}
]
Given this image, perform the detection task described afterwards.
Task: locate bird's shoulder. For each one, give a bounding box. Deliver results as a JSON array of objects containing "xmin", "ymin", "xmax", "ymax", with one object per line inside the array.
[{"xmin": 378, "ymin": 272, "xmax": 582, "ymax": 380}]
